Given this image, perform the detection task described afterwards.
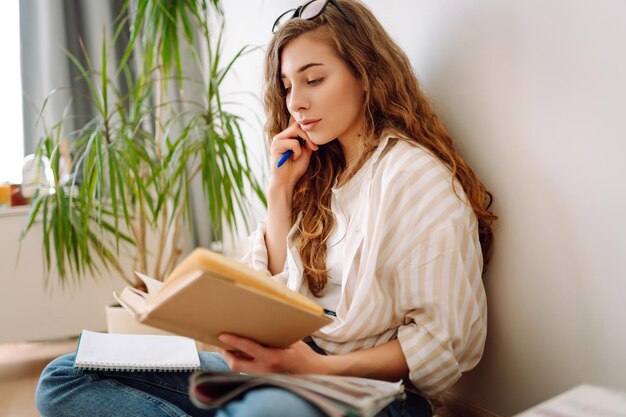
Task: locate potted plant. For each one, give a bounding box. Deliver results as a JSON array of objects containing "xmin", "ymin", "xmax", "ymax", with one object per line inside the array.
[{"xmin": 21, "ymin": 0, "xmax": 266, "ymax": 332}]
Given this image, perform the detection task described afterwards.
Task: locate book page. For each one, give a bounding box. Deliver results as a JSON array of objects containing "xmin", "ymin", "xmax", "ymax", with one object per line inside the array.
[
  {"xmin": 113, "ymin": 287, "xmax": 148, "ymax": 318},
  {"xmin": 189, "ymin": 371, "xmax": 404, "ymax": 416},
  {"xmin": 135, "ymin": 271, "xmax": 164, "ymax": 295},
  {"xmin": 114, "ymin": 272, "xmax": 164, "ymax": 317}
]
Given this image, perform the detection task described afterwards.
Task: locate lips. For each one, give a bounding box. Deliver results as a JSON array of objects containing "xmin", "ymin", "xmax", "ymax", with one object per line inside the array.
[{"xmin": 299, "ymin": 119, "xmax": 321, "ymax": 132}]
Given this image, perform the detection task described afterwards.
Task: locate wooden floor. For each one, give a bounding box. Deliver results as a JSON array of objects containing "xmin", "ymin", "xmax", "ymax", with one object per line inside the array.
[{"xmin": 0, "ymin": 338, "xmax": 77, "ymax": 417}]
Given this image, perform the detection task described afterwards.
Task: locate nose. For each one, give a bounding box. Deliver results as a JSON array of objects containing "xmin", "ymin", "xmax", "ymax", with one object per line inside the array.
[{"xmin": 286, "ymin": 85, "xmax": 309, "ymax": 114}]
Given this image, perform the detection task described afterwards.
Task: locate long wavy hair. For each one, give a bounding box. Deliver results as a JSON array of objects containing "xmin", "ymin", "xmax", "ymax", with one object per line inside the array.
[{"xmin": 263, "ymin": 0, "xmax": 497, "ymax": 296}]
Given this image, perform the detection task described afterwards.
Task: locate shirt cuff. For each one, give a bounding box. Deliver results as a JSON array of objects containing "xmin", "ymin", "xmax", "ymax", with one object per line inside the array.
[
  {"xmin": 396, "ymin": 322, "xmax": 462, "ymax": 399},
  {"xmin": 238, "ymin": 220, "xmax": 271, "ymax": 277}
]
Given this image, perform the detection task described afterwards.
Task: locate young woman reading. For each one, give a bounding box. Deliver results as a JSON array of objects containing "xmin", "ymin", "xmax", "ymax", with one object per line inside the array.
[{"xmin": 36, "ymin": 1, "xmax": 496, "ymax": 416}]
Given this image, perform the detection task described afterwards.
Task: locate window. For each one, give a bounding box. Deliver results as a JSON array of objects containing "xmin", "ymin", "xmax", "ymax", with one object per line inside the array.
[{"xmin": 0, "ymin": 1, "xmax": 24, "ymax": 184}]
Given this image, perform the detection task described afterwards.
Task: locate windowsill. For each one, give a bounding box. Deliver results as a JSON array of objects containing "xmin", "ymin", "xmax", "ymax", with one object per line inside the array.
[{"xmin": 0, "ymin": 205, "xmax": 31, "ymax": 218}]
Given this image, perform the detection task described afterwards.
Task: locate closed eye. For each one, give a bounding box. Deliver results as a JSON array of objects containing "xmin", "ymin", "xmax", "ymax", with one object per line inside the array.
[
  {"xmin": 308, "ymin": 78, "xmax": 323, "ymax": 86},
  {"xmin": 283, "ymin": 78, "xmax": 324, "ymax": 96}
]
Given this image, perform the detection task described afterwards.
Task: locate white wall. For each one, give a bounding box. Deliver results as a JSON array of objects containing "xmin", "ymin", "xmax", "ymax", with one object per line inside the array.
[
  {"xmin": 221, "ymin": 1, "xmax": 626, "ymax": 415},
  {"xmin": 378, "ymin": 1, "xmax": 626, "ymax": 415},
  {"xmin": 216, "ymin": 1, "xmax": 292, "ymax": 256}
]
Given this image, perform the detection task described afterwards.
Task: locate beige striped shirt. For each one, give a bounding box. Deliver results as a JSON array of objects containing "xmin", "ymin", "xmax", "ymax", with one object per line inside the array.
[{"xmin": 241, "ymin": 133, "xmax": 487, "ymax": 400}]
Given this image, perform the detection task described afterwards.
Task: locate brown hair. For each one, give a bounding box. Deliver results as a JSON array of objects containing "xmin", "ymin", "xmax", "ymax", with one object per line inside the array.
[{"xmin": 263, "ymin": 0, "xmax": 497, "ymax": 296}]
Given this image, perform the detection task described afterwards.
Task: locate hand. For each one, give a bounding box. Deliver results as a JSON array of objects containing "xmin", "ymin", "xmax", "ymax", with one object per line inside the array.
[
  {"xmin": 269, "ymin": 117, "xmax": 319, "ymax": 190},
  {"xmin": 217, "ymin": 333, "xmax": 328, "ymax": 375}
]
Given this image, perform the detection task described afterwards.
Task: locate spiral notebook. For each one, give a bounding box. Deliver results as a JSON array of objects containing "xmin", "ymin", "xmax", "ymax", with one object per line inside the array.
[{"xmin": 74, "ymin": 330, "xmax": 201, "ymax": 372}]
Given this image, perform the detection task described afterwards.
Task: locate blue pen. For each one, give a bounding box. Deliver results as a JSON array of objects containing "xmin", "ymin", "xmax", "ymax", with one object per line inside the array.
[{"xmin": 276, "ymin": 137, "xmax": 306, "ymax": 168}]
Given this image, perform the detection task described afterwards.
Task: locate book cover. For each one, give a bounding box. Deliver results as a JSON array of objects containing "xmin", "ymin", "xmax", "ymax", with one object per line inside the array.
[{"xmin": 114, "ymin": 248, "xmax": 332, "ymax": 350}]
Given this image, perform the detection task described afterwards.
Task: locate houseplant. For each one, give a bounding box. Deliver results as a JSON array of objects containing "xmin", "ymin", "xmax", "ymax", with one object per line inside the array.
[{"xmin": 21, "ymin": 0, "xmax": 266, "ymax": 309}]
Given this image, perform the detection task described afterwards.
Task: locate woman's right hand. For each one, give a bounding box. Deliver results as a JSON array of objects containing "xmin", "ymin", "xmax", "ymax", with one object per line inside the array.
[
  {"xmin": 269, "ymin": 119, "xmax": 319, "ymax": 191},
  {"xmin": 266, "ymin": 119, "xmax": 317, "ymax": 274}
]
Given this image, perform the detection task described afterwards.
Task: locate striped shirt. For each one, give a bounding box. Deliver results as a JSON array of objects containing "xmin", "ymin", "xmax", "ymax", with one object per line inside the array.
[{"xmin": 241, "ymin": 132, "xmax": 487, "ymax": 401}]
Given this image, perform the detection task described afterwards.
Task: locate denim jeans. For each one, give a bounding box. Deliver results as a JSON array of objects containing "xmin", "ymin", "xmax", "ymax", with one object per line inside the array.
[{"xmin": 36, "ymin": 343, "xmax": 431, "ymax": 417}]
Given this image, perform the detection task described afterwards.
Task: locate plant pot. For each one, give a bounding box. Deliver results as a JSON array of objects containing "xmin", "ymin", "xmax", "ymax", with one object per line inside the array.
[{"xmin": 105, "ymin": 304, "xmax": 173, "ymax": 336}]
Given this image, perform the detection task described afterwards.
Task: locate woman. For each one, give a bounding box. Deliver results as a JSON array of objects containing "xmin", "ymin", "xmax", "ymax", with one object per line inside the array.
[{"xmin": 36, "ymin": 1, "xmax": 496, "ymax": 416}]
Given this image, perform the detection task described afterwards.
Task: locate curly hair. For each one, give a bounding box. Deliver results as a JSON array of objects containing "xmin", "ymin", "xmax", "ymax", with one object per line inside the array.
[{"xmin": 263, "ymin": 0, "xmax": 497, "ymax": 296}]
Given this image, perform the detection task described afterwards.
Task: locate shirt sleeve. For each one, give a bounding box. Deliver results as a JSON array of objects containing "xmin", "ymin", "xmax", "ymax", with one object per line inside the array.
[
  {"xmin": 238, "ymin": 220, "xmax": 290, "ymax": 286},
  {"xmin": 370, "ymin": 148, "xmax": 487, "ymax": 397},
  {"xmin": 395, "ymin": 221, "xmax": 486, "ymax": 397}
]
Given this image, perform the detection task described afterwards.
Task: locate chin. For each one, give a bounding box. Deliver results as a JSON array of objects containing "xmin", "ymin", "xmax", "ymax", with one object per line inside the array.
[{"xmin": 310, "ymin": 134, "xmax": 336, "ymax": 146}]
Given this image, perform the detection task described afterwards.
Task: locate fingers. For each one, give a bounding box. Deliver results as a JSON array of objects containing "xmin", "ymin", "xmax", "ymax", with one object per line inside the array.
[
  {"xmin": 218, "ymin": 334, "xmax": 288, "ymax": 373},
  {"xmin": 218, "ymin": 333, "xmax": 268, "ymax": 360},
  {"xmin": 219, "ymin": 347, "xmax": 254, "ymax": 361},
  {"xmin": 271, "ymin": 136, "xmax": 302, "ymax": 164},
  {"xmin": 302, "ymin": 136, "xmax": 319, "ymax": 152},
  {"xmin": 278, "ymin": 119, "xmax": 309, "ymax": 144},
  {"xmin": 217, "ymin": 334, "xmax": 259, "ymax": 371},
  {"xmin": 289, "ymin": 120, "xmax": 319, "ymax": 152},
  {"xmin": 272, "ymin": 136, "xmax": 305, "ymax": 163},
  {"xmin": 288, "ymin": 116, "xmax": 319, "ymax": 152},
  {"xmin": 271, "ymin": 120, "xmax": 318, "ymax": 163},
  {"xmin": 218, "ymin": 347, "xmax": 253, "ymax": 363},
  {"xmin": 218, "ymin": 347, "xmax": 255, "ymax": 373}
]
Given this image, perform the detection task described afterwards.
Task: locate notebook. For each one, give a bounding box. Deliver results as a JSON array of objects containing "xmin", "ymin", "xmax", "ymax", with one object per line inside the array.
[{"xmin": 74, "ymin": 330, "xmax": 201, "ymax": 372}]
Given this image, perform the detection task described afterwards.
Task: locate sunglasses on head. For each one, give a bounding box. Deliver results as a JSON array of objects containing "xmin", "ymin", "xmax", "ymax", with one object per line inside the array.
[{"xmin": 272, "ymin": 0, "xmax": 357, "ymax": 34}]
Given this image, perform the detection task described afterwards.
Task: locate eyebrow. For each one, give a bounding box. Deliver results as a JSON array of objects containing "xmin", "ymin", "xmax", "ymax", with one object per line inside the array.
[{"xmin": 281, "ymin": 63, "xmax": 325, "ymax": 79}]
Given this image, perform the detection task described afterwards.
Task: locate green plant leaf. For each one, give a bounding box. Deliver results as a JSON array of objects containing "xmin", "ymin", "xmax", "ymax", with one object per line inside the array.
[{"xmin": 24, "ymin": 0, "xmax": 269, "ymax": 290}]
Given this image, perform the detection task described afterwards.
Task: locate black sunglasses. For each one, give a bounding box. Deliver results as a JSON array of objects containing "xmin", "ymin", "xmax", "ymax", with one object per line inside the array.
[{"xmin": 272, "ymin": 0, "xmax": 357, "ymax": 34}]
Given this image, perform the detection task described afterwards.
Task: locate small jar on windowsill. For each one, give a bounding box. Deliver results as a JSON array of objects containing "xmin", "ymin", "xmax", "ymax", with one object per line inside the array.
[
  {"xmin": 10, "ymin": 184, "xmax": 29, "ymax": 206},
  {"xmin": 0, "ymin": 184, "xmax": 32, "ymax": 219},
  {"xmin": 0, "ymin": 184, "xmax": 10, "ymax": 207},
  {"xmin": 0, "ymin": 184, "xmax": 29, "ymax": 207}
]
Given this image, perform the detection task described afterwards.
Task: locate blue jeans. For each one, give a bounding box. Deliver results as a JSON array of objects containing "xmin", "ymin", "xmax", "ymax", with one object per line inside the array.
[{"xmin": 36, "ymin": 346, "xmax": 431, "ymax": 417}]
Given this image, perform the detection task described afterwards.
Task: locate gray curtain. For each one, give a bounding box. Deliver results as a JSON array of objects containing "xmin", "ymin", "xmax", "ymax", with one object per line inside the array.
[
  {"xmin": 20, "ymin": 0, "xmax": 126, "ymax": 155},
  {"xmin": 19, "ymin": 0, "xmax": 214, "ymax": 250}
]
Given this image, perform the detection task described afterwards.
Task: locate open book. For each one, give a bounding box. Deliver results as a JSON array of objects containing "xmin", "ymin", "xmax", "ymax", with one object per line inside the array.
[
  {"xmin": 189, "ymin": 371, "xmax": 406, "ymax": 417},
  {"xmin": 114, "ymin": 248, "xmax": 332, "ymax": 350}
]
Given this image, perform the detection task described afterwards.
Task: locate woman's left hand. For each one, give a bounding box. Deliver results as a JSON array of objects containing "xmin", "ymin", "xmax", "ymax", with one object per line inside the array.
[{"xmin": 217, "ymin": 333, "xmax": 327, "ymax": 375}]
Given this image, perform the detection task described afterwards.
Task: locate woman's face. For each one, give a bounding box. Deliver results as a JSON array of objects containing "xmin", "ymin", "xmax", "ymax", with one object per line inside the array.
[{"xmin": 280, "ymin": 29, "xmax": 366, "ymax": 150}]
